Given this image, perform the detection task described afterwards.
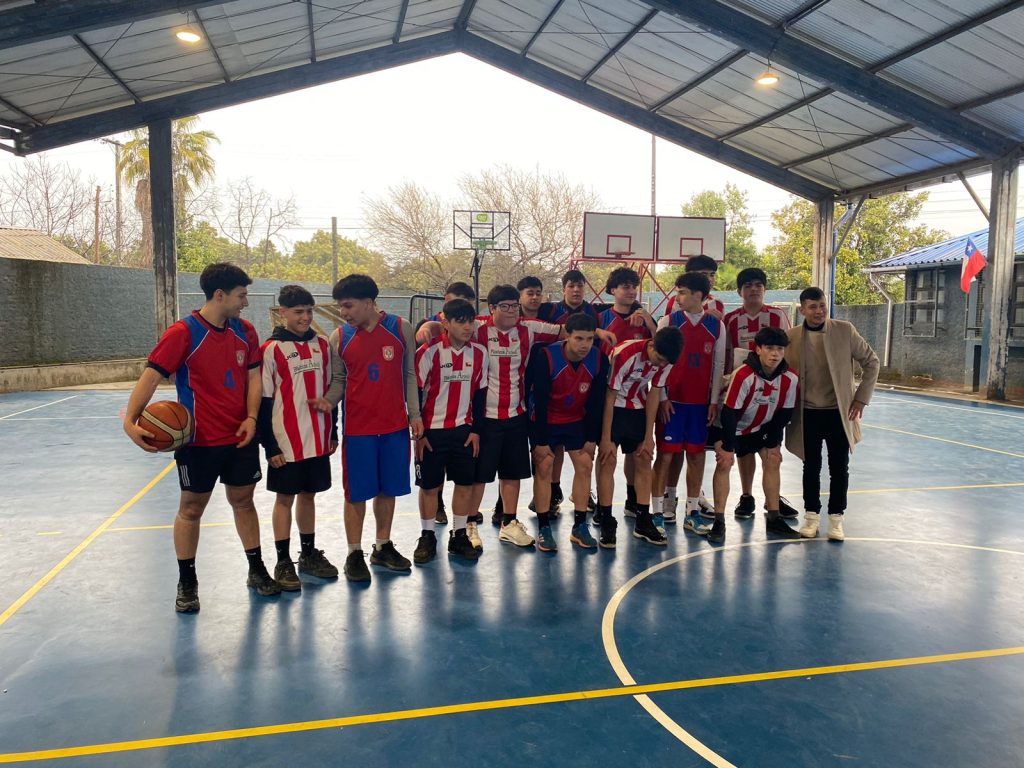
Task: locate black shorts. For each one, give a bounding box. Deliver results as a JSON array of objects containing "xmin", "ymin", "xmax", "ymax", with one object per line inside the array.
[
  {"xmin": 707, "ymin": 427, "xmax": 772, "ymax": 458},
  {"xmin": 416, "ymin": 425, "xmax": 476, "ymax": 489},
  {"xmin": 529, "ymin": 420, "xmax": 587, "ymax": 452},
  {"xmin": 266, "ymin": 454, "xmax": 332, "ymax": 495},
  {"xmin": 475, "ymin": 415, "xmax": 532, "ymax": 483},
  {"xmin": 610, "ymin": 407, "xmax": 646, "ymax": 455},
  {"xmin": 174, "ymin": 441, "xmax": 261, "ymax": 494}
]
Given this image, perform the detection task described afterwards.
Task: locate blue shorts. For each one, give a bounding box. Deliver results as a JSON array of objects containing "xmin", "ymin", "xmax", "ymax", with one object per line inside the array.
[
  {"xmin": 530, "ymin": 420, "xmax": 587, "ymax": 452},
  {"xmin": 656, "ymin": 402, "xmax": 710, "ymax": 454},
  {"xmin": 341, "ymin": 429, "xmax": 411, "ymax": 503}
]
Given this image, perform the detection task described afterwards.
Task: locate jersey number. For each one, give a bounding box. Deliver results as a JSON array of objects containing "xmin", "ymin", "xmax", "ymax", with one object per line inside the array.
[
  {"xmin": 224, "ymin": 370, "xmax": 235, "ymax": 389},
  {"xmin": 687, "ymin": 352, "xmax": 702, "ymax": 368},
  {"xmin": 368, "ymin": 363, "xmax": 380, "ymax": 382}
]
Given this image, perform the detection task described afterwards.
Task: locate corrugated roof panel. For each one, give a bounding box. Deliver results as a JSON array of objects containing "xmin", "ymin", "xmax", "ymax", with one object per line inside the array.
[
  {"xmin": 315, "ymin": 0, "xmax": 402, "ymax": 57},
  {"xmin": 398, "ymin": 0, "xmax": 464, "ymax": 38},
  {"xmin": 661, "ymin": 87, "xmax": 764, "ymax": 139},
  {"xmin": 720, "ymin": 0, "xmax": 811, "ymax": 25},
  {"xmin": 470, "ymin": 0, "xmax": 548, "ymax": 51},
  {"xmin": 590, "ymin": 60, "xmax": 675, "ymax": 108},
  {"xmin": 868, "ymin": 218, "xmax": 1024, "ymax": 269},
  {"xmin": 791, "ymin": 153, "xmax": 884, "ymax": 188},
  {"xmin": 964, "ymin": 92, "xmax": 1024, "ymax": 140},
  {"xmin": 727, "ymin": 126, "xmax": 828, "ymax": 165},
  {"xmin": 0, "ymin": 228, "xmax": 92, "ymax": 264},
  {"xmin": 760, "ymin": 91, "xmax": 904, "ymax": 152},
  {"xmin": 528, "ymin": 0, "xmax": 651, "ymax": 78},
  {"xmin": 838, "ymin": 133, "xmax": 972, "ymax": 177}
]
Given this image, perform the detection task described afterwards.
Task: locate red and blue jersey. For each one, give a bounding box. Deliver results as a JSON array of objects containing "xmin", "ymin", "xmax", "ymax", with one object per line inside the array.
[
  {"xmin": 538, "ymin": 300, "xmax": 599, "ymax": 325},
  {"xmin": 147, "ymin": 311, "xmax": 260, "ymax": 447},
  {"xmin": 663, "ymin": 311, "xmax": 722, "ymax": 405},
  {"xmin": 539, "ymin": 341, "xmax": 602, "ymax": 424},
  {"xmin": 598, "ymin": 307, "xmax": 650, "ymax": 355},
  {"xmin": 337, "ymin": 312, "xmax": 408, "ymax": 437}
]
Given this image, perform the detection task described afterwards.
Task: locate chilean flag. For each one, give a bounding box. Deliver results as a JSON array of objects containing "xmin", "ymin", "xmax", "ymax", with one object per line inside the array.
[{"xmin": 960, "ymin": 237, "xmax": 987, "ymax": 293}]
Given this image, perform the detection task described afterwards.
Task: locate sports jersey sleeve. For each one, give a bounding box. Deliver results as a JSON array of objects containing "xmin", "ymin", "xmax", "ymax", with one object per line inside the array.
[
  {"xmin": 724, "ymin": 366, "xmax": 752, "ymax": 410},
  {"xmin": 260, "ymin": 341, "xmax": 278, "ymax": 397},
  {"xmin": 710, "ymin": 328, "xmax": 726, "ymax": 407},
  {"xmin": 525, "ymin": 320, "xmax": 562, "ymax": 347},
  {"xmin": 652, "ymin": 363, "xmax": 672, "ymax": 388},
  {"xmin": 608, "ymin": 346, "xmax": 631, "ymax": 392},
  {"xmin": 401, "ymin": 319, "xmax": 421, "ymax": 423},
  {"xmin": 147, "ymin": 322, "xmax": 190, "ymax": 378},
  {"xmin": 242, "ymin": 321, "xmax": 261, "ymax": 369},
  {"xmin": 327, "ymin": 328, "xmax": 347, "ymax": 405},
  {"xmin": 415, "ymin": 342, "xmax": 433, "ymax": 390}
]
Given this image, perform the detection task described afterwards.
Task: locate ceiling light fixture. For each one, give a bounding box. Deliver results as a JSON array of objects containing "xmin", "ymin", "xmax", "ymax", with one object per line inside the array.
[
  {"xmin": 755, "ymin": 68, "xmax": 780, "ymax": 86},
  {"xmin": 175, "ymin": 11, "xmax": 202, "ymax": 44}
]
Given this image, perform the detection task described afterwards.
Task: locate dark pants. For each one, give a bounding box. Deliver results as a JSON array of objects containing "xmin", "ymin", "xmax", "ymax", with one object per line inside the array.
[{"xmin": 801, "ymin": 408, "xmax": 849, "ymax": 515}]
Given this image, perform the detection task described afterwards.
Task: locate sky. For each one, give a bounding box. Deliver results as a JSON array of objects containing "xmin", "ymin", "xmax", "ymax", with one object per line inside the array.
[{"xmin": 0, "ymin": 52, "xmax": 1012, "ymax": 255}]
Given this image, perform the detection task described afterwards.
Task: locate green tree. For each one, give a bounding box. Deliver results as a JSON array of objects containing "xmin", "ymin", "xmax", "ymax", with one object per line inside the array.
[
  {"xmin": 265, "ymin": 230, "xmax": 390, "ymax": 285},
  {"xmin": 176, "ymin": 220, "xmax": 239, "ymax": 274},
  {"xmin": 761, "ymin": 192, "xmax": 947, "ymax": 304}
]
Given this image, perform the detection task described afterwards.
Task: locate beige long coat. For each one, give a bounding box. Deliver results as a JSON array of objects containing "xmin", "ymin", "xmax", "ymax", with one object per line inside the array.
[{"xmin": 784, "ymin": 319, "xmax": 880, "ymax": 460}]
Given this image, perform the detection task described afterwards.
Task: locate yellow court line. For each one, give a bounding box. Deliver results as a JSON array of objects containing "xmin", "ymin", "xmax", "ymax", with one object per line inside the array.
[
  {"xmin": 846, "ymin": 481, "xmax": 1024, "ymax": 495},
  {"xmin": 862, "ymin": 423, "xmax": 1024, "ymax": 458},
  {"xmin": 104, "ymin": 521, "xmax": 233, "ymax": 533},
  {"xmin": 0, "ymin": 461, "xmax": 175, "ymax": 630},
  {"xmin": 1, "ymin": 644, "xmax": 1021, "ymax": 764}
]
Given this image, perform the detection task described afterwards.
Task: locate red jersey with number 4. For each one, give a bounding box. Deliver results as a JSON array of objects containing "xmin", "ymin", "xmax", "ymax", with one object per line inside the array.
[
  {"xmin": 417, "ymin": 337, "xmax": 488, "ymax": 429},
  {"xmin": 260, "ymin": 335, "xmax": 333, "ymax": 462},
  {"xmin": 147, "ymin": 311, "xmax": 260, "ymax": 447},
  {"xmin": 724, "ymin": 363, "xmax": 799, "ymax": 434},
  {"xmin": 608, "ymin": 339, "xmax": 672, "ymax": 410},
  {"xmin": 337, "ymin": 312, "xmax": 408, "ymax": 437},
  {"xmin": 474, "ymin": 318, "xmax": 560, "ymax": 419}
]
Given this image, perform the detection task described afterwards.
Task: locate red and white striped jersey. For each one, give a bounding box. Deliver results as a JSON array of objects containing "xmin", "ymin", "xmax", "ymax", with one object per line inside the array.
[
  {"xmin": 724, "ymin": 363, "xmax": 799, "ymax": 434},
  {"xmin": 663, "ymin": 293, "xmax": 725, "ymax": 317},
  {"xmin": 416, "ymin": 337, "xmax": 488, "ymax": 429},
  {"xmin": 608, "ymin": 338, "xmax": 673, "ymax": 410},
  {"xmin": 723, "ymin": 305, "xmax": 792, "ymax": 370},
  {"xmin": 260, "ymin": 335, "xmax": 334, "ymax": 462},
  {"xmin": 473, "ymin": 318, "xmax": 561, "ymax": 419}
]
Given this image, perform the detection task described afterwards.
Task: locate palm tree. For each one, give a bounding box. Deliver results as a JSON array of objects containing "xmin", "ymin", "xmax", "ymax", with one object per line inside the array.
[{"xmin": 118, "ymin": 115, "xmax": 219, "ymax": 265}]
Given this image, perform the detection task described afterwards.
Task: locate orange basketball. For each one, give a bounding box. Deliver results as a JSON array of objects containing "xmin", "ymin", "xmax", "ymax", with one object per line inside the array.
[{"xmin": 138, "ymin": 401, "xmax": 193, "ymax": 452}]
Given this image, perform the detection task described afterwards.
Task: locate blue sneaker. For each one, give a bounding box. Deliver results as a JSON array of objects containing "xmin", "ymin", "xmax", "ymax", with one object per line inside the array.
[
  {"xmin": 570, "ymin": 523, "xmax": 597, "ymax": 549},
  {"xmin": 653, "ymin": 513, "xmax": 665, "ymax": 534},
  {"xmin": 537, "ymin": 525, "xmax": 558, "ymax": 552},
  {"xmin": 683, "ymin": 513, "xmax": 711, "ymax": 536}
]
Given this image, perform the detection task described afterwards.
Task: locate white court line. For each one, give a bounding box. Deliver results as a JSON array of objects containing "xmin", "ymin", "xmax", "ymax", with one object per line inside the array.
[
  {"xmin": 874, "ymin": 395, "xmax": 1024, "ymax": 421},
  {"xmin": 0, "ymin": 416, "xmax": 120, "ymax": 421},
  {"xmin": 0, "ymin": 395, "xmax": 78, "ymax": 420}
]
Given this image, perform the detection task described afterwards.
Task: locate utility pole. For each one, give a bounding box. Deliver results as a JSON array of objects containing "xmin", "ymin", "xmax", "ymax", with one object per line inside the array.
[
  {"xmin": 94, "ymin": 185, "xmax": 101, "ymax": 264},
  {"xmin": 99, "ymin": 137, "xmax": 124, "ymax": 260},
  {"xmin": 331, "ymin": 216, "xmax": 338, "ymax": 285}
]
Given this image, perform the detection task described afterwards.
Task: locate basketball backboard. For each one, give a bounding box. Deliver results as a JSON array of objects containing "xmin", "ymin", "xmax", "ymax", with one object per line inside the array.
[
  {"xmin": 655, "ymin": 216, "xmax": 726, "ymax": 262},
  {"xmin": 582, "ymin": 212, "xmax": 655, "ymax": 261},
  {"xmin": 453, "ymin": 210, "xmax": 511, "ymax": 251}
]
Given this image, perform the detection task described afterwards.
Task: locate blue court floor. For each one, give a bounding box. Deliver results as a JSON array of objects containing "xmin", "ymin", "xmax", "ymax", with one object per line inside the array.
[{"xmin": 1, "ymin": 388, "xmax": 1023, "ymax": 767}]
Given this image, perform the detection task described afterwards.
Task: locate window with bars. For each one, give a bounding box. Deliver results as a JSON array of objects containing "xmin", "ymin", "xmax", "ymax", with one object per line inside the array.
[{"xmin": 903, "ymin": 268, "xmax": 945, "ymax": 337}]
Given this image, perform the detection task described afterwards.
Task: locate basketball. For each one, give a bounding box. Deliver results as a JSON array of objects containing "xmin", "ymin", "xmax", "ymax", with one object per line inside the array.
[{"xmin": 138, "ymin": 401, "xmax": 193, "ymax": 452}]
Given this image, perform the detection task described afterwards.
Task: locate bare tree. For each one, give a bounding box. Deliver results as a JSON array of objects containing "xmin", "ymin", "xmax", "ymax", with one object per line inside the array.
[
  {"xmin": 213, "ymin": 177, "xmax": 299, "ymax": 266},
  {"xmin": 0, "ymin": 155, "xmax": 96, "ymax": 246}
]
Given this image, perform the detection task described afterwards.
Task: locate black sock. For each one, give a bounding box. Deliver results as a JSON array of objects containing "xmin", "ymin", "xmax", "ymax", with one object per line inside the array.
[
  {"xmin": 597, "ymin": 504, "xmax": 612, "ymax": 517},
  {"xmin": 502, "ymin": 513, "xmax": 516, "ymax": 526},
  {"xmin": 574, "ymin": 510, "xmax": 587, "ymax": 525},
  {"xmin": 244, "ymin": 546, "xmax": 263, "ymax": 571},
  {"xmin": 714, "ymin": 512, "xmax": 725, "ymax": 521},
  {"xmin": 495, "ymin": 497, "xmax": 504, "ymax": 513},
  {"xmin": 538, "ymin": 511, "xmax": 550, "ymax": 527},
  {"xmin": 551, "ymin": 483, "xmax": 562, "ymax": 498},
  {"xmin": 626, "ymin": 484, "xmax": 637, "ymax": 504},
  {"xmin": 765, "ymin": 509, "xmax": 780, "ymax": 521},
  {"xmin": 177, "ymin": 557, "xmax": 197, "ymax": 586},
  {"xmin": 299, "ymin": 532, "xmax": 315, "ymax": 556},
  {"xmin": 636, "ymin": 503, "xmax": 651, "ymax": 522},
  {"xmin": 274, "ymin": 538, "xmax": 290, "ymax": 563}
]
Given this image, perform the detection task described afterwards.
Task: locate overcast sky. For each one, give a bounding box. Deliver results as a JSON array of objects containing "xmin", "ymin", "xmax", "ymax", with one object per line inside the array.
[{"xmin": 1, "ymin": 52, "xmax": 1011, "ymax": 254}]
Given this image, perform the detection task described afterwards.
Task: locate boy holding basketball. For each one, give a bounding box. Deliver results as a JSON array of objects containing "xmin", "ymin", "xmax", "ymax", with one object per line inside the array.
[
  {"xmin": 123, "ymin": 262, "xmax": 280, "ymax": 614},
  {"xmin": 258, "ymin": 285, "xmax": 343, "ymax": 591}
]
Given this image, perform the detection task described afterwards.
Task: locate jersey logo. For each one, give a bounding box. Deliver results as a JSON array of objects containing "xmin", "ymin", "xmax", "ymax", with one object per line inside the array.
[
  {"xmin": 579, "ymin": 382, "xmax": 590, "ymax": 393},
  {"xmin": 704, "ymin": 342, "xmax": 713, "ymax": 354},
  {"xmin": 236, "ymin": 350, "xmax": 245, "ymax": 366},
  {"xmin": 382, "ymin": 346, "xmax": 395, "ymax": 361}
]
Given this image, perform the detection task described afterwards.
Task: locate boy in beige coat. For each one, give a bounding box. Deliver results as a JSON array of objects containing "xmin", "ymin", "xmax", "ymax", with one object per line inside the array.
[{"xmin": 784, "ymin": 287, "xmax": 879, "ymax": 541}]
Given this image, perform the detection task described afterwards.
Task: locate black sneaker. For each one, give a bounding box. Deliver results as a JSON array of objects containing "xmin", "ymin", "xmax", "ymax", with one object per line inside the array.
[
  {"xmin": 599, "ymin": 516, "xmax": 617, "ymax": 549},
  {"xmin": 175, "ymin": 581, "xmax": 199, "ymax": 613},
  {"xmin": 765, "ymin": 515, "xmax": 801, "ymax": 539},
  {"xmin": 778, "ymin": 496, "xmax": 799, "ymax": 519},
  {"xmin": 633, "ymin": 516, "xmax": 667, "ymax": 546},
  {"xmin": 527, "ymin": 497, "xmax": 537, "ymax": 512},
  {"xmin": 469, "ymin": 511, "xmax": 484, "ymax": 524},
  {"xmin": 369, "ymin": 541, "xmax": 412, "ymax": 571},
  {"xmin": 273, "ymin": 560, "xmax": 301, "ymax": 591},
  {"xmin": 435, "ymin": 496, "xmax": 448, "ymax": 525},
  {"xmin": 298, "ymin": 548, "xmax": 339, "ymax": 578},
  {"xmin": 624, "ymin": 499, "xmax": 638, "ymax": 519},
  {"xmin": 734, "ymin": 494, "xmax": 756, "ymax": 519},
  {"xmin": 551, "ymin": 487, "xmax": 564, "ymax": 510},
  {"xmin": 344, "ymin": 550, "xmax": 371, "ymax": 582},
  {"xmin": 491, "ymin": 499, "xmax": 504, "ymax": 526},
  {"xmin": 708, "ymin": 517, "xmax": 726, "ymax": 544},
  {"xmin": 448, "ymin": 528, "xmax": 481, "ymax": 560},
  {"xmin": 414, "ymin": 531, "xmax": 437, "ymax": 564},
  {"xmin": 246, "ymin": 567, "xmax": 282, "ymax": 596},
  {"xmin": 587, "ymin": 492, "xmax": 596, "ymax": 512}
]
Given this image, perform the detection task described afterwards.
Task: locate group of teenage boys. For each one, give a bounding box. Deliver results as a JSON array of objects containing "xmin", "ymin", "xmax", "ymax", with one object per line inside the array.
[{"xmin": 125, "ymin": 256, "xmax": 878, "ymax": 613}]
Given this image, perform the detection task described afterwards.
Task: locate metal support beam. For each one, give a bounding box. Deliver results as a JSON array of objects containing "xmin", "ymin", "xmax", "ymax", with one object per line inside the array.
[
  {"xmin": 958, "ymin": 172, "xmax": 990, "ymax": 221},
  {"xmin": 149, "ymin": 118, "xmax": 177, "ymax": 338},
  {"xmin": 583, "ymin": 8, "xmax": 658, "ymax": 82},
  {"xmin": 781, "ymin": 0, "xmax": 835, "ymax": 29},
  {"xmin": 460, "ymin": 32, "xmax": 831, "ymax": 199},
  {"xmin": 649, "ymin": 49, "xmax": 746, "ymax": 112},
  {"xmin": 455, "ymin": 0, "xmax": 478, "ymax": 31},
  {"xmin": 644, "ymin": 0, "xmax": 1016, "ymax": 158},
  {"xmin": 812, "ymin": 197, "xmax": 834, "ymax": 292},
  {"xmin": 21, "ymin": 33, "xmax": 461, "ymax": 154},
  {"xmin": 781, "ymin": 123, "xmax": 912, "ymax": 169},
  {"xmin": 0, "ymin": 95, "xmax": 39, "ymax": 128},
  {"xmin": 840, "ymin": 157, "xmax": 992, "ymax": 199},
  {"xmin": 0, "ymin": 0, "xmax": 225, "ymax": 52},
  {"xmin": 982, "ymin": 153, "xmax": 1021, "ymax": 401},
  {"xmin": 522, "ymin": 0, "xmax": 567, "ymax": 56},
  {"xmin": 196, "ymin": 11, "xmax": 231, "ymax": 83},
  {"xmin": 306, "ymin": 0, "xmax": 317, "ymax": 63},
  {"xmin": 73, "ymin": 35, "xmax": 142, "ymax": 104},
  {"xmin": 394, "ymin": 0, "xmax": 410, "ymax": 44}
]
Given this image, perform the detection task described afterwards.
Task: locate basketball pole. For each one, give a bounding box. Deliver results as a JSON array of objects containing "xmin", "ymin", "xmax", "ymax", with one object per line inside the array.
[{"xmin": 471, "ymin": 248, "xmax": 483, "ymax": 313}]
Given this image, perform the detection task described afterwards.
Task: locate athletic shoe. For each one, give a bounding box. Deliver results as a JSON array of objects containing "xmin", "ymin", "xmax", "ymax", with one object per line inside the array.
[
  {"xmin": 734, "ymin": 494, "xmax": 756, "ymax": 519},
  {"xmin": 765, "ymin": 516, "xmax": 800, "ymax": 539},
  {"xmin": 537, "ymin": 525, "xmax": 557, "ymax": 552},
  {"xmin": 799, "ymin": 512, "xmax": 820, "ymax": 538},
  {"xmin": 491, "ymin": 498, "xmax": 504, "ymax": 526},
  {"xmin": 298, "ymin": 548, "xmax": 339, "ymax": 578},
  {"xmin": 698, "ymin": 492, "xmax": 715, "ymax": 519},
  {"xmin": 708, "ymin": 517, "xmax": 726, "ymax": 544},
  {"xmin": 683, "ymin": 513, "xmax": 711, "ymax": 536},
  {"xmin": 624, "ymin": 499, "xmax": 638, "ymax": 518},
  {"xmin": 175, "ymin": 581, "xmax": 200, "ymax": 613},
  {"xmin": 448, "ymin": 528, "xmax": 481, "ymax": 560},
  {"xmin": 527, "ymin": 497, "xmax": 537, "ymax": 512},
  {"xmin": 633, "ymin": 517, "xmax": 667, "ymax": 545},
  {"xmin": 551, "ymin": 487, "xmax": 564, "ymax": 510},
  {"xmin": 435, "ymin": 502, "xmax": 448, "ymax": 526},
  {"xmin": 570, "ymin": 523, "xmax": 597, "ymax": 549},
  {"xmin": 344, "ymin": 550, "xmax": 371, "ymax": 582},
  {"xmin": 587, "ymin": 492, "xmax": 597, "ymax": 512},
  {"xmin": 370, "ymin": 541, "xmax": 412, "ymax": 571},
  {"xmin": 779, "ymin": 496, "xmax": 799, "ymax": 519},
  {"xmin": 246, "ymin": 567, "xmax": 282, "ymax": 596},
  {"xmin": 599, "ymin": 516, "xmax": 617, "ymax": 549},
  {"xmin": 827, "ymin": 514, "xmax": 845, "ymax": 541},
  {"xmin": 469, "ymin": 511, "xmax": 484, "ymax": 524},
  {"xmin": 466, "ymin": 522, "xmax": 483, "ymax": 552},
  {"xmin": 592, "ymin": 506, "xmax": 605, "ymax": 527},
  {"xmin": 413, "ymin": 531, "xmax": 437, "ymax": 564},
  {"xmin": 499, "ymin": 519, "xmax": 535, "ymax": 547},
  {"xmin": 273, "ymin": 560, "xmax": 301, "ymax": 592},
  {"xmin": 653, "ymin": 513, "xmax": 665, "ymax": 534},
  {"xmin": 663, "ymin": 496, "xmax": 678, "ymax": 524}
]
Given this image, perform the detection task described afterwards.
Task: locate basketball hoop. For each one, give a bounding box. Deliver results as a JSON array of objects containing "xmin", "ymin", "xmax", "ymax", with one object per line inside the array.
[{"xmin": 454, "ymin": 210, "xmax": 511, "ymax": 305}]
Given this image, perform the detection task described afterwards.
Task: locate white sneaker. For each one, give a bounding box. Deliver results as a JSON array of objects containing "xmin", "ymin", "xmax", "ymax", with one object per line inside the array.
[
  {"xmin": 466, "ymin": 522, "xmax": 483, "ymax": 551},
  {"xmin": 698, "ymin": 492, "xmax": 715, "ymax": 519},
  {"xmin": 663, "ymin": 496, "xmax": 678, "ymax": 523},
  {"xmin": 827, "ymin": 514, "xmax": 845, "ymax": 541},
  {"xmin": 799, "ymin": 512, "xmax": 820, "ymax": 538},
  {"xmin": 499, "ymin": 518, "xmax": 535, "ymax": 547}
]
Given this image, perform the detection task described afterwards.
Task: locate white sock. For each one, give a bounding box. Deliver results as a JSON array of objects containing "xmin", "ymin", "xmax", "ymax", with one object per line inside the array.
[
  {"xmin": 652, "ymin": 496, "xmax": 664, "ymax": 515},
  {"xmin": 348, "ymin": 543, "xmax": 361, "ymax": 554},
  {"xmin": 454, "ymin": 515, "xmax": 468, "ymax": 531},
  {"xmin": 665, "ymin": 487, "xmax": 677, "ymax": 501},
  {"xmin": 421, "ymin": 518, "xmax": 436, "ymax": 532},
  {"xmin": 686, "ymin": 497, "xmax": 699, "ymax": 513},
  {"xmin": 374, "ymin": 538, "xmax": 388, "ymax": 549}
]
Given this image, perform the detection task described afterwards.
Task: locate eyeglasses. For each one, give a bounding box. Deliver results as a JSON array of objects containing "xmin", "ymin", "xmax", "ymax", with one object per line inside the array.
[{"xmin": 495, "ymin": 302, "xmax": 520, "ymax": 312}]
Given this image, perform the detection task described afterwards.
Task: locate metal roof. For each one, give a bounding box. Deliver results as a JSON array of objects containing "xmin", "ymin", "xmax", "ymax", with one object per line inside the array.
[
  {"xmin": 1, "ymin": 0, "xmax": 1022, "ymax": 201},
  {"xmin": 0, "ymin": 227, "xmax": 92, "ymax": 264},
  {"xmin": 866, "ymin": 216, "xmax": 1024, "ymax": 271}
]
